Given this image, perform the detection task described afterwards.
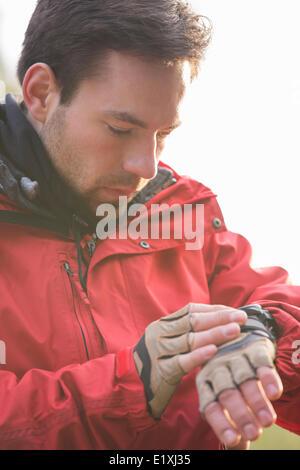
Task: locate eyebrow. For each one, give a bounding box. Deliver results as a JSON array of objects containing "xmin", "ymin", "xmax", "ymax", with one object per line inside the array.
[{"xmin": 102, "ymin": 110, "xmax": 182, "ymax": 131}]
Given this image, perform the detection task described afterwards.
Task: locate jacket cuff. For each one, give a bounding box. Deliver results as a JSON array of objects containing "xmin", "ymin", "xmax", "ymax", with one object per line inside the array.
[{"xmin": 116, "ymin": 346, "xmax": 158, "ymax": 431}]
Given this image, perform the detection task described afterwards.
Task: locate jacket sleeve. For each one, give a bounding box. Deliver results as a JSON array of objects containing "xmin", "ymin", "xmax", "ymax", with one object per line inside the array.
[
  {"xmin": 0, "ymin": 346, "xmax": 155, "ymax": 449},
  {"xmin": 205, "ymin": 227, "xmax": 300, "ymax": 436}
]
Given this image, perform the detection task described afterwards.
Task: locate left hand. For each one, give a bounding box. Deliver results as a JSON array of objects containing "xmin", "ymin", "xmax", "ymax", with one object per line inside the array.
[
  {"xmin": 196, "ymin": 305, "xmax": 283, "ymax": 450},
  {"xmin": 203, "ymin": 365, "xmax": 282, "ymax": 448}
]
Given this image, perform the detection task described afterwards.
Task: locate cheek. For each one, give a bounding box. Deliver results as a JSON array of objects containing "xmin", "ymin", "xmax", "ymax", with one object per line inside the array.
[{"xmin": 69, "ymin": 125, "xmax": 122, "ymax": 172}]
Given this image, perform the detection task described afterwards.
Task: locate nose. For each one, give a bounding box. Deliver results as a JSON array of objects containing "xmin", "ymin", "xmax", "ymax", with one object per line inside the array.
[{"xmin": 122, "ymin": 135, "xmax": 158, "ymax": 180}]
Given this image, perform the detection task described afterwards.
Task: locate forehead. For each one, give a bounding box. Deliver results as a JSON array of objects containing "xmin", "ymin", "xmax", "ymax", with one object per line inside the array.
[{"xmin": 75, "ymin": 51, "xmax": 189, "ymax": 128}]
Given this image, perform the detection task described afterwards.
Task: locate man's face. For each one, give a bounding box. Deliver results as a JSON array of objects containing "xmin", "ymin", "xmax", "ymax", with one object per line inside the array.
[{"xmin": 39, "ymin": 52, "xmax": 187, "ymax": 215}]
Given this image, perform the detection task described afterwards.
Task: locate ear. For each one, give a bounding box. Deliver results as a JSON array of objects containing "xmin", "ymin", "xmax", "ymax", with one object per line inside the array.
[{"xmin": 22, "ymin": 63, "xmax": 60, "ymax": 124}]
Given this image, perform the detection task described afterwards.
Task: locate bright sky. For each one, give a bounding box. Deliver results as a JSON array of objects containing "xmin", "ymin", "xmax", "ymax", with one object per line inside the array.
[{"xmin": 0, "ymin": 0, "xmax": 300, "ymax": 283}]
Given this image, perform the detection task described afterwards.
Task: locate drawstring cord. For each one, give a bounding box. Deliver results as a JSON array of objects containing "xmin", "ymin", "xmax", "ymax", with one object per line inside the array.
[{"xmin": 72, "ymin": 215, "xmax": 89, "ymax": 293}]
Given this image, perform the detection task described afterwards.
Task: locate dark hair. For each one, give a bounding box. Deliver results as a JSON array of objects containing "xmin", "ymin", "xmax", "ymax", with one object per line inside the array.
[{"xmin": 17, "ymin": 0, "xmax": 211, "ymax": 104}]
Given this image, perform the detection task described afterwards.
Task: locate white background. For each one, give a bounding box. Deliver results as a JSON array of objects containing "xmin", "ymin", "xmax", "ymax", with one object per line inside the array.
[{"xmin": 1, "ymin": 0, "xmax": 300, "ymax": 283}]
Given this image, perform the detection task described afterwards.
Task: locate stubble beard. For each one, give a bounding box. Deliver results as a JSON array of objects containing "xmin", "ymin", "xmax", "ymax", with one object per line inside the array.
[{"xmin": 39, "ymin": 106, "xmax": 147, "ymax": 219}]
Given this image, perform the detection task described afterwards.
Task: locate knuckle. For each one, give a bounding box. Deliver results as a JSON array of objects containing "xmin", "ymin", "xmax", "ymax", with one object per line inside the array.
[
  {"xmin": 234, "ymin": 410, "xmax": 254, "ymax": 426},
  {"xmin": 210, "ymin": 324, "xmax": 222, "ymax": 336},
  {"xmin": 217, "ymin": 309, "xmax": 228, "ymax": 323},
  {"xmin": 215, "ymin": 304, "xmax": 228, "ymax": 310},
  {"xmin": 204, "ymin": 401, "xmax": 220, "ymax": 419},
  {"xmin": 257, "ymin": 366, "xmax": 277, "ymax": 380},
  {"xmin": 248, "ymin": 395, "xmax": 266, "ymax": 411},
  {"xmin": 239, "ymin": 379, "xmax": 258, "ymax": 395},
  {"xmin": 189, "ymin": 312, "xmax": 195, "ymax": 330},
  {"xmin": 213, "ymin": 306, "xmax": 229, "ymax": 319},
  {"xmin": 190, "ymin": 312, "xmax": 203, "ymax": 331},
  {"xmin": 212, "ymin": 324, "xmax": 230, "ymax": 341},
  {"xmin": 218, "ymin": 388, "xmax": 237, "ymax": 402},
  {"xmin": 188, "ymin": 331, "xmax": 195, "ymax": 350},
  {"xmin": 207, "ymin": 329, "xmax": 222, "ymax": 345},
  {"xmin": 188, "ymin": 303, "xmax": 203, "ymax": 312}
]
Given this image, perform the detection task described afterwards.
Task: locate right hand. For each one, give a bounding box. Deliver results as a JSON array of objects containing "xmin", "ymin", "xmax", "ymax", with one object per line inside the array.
[{"xmin": 133, "ymin": 303, "xmax": 247, "ymax": 419}]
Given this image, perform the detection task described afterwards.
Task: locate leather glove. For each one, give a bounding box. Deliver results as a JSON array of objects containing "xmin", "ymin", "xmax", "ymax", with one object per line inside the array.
[
  {"xmin": 133, "ymin": 304, "xmax": 193, "ymax": 419},
  {"xmin": 196, "ymin": 304, "xmax": 278, "ymax": 415}
]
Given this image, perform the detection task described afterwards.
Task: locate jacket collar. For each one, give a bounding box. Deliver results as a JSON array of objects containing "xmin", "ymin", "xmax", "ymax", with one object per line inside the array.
[{"xmin": 0, "ymin": 94, "xmax": 98, "ymax": 231}]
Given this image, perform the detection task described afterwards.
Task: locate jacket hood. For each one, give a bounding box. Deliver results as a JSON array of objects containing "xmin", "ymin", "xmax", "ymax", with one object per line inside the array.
[{"xmin": 0, "ymin": 94, "xmax": 98, "ymax": 229}]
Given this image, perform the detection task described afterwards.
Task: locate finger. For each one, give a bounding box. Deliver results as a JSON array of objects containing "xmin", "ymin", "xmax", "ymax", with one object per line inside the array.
[
  {"xmin": 257, "ymin": 366, "xmax": 283, "ymax": 401},
  {"xmin": 240, "ymin": 378, "xmax": 277, "ymax": 428},
  {"xmin": 204, "ymin": 401, "xmax": 242, "ymax": 448},
  {"xmin": 190, "ymin": 308, "xmax": 248, "ymax": 331},
  {"xmin": 189, "ymin": 303, "xmax": 243, "ymax": 314},
  {"xmin": 228, "ymin": 438, "xmax": 250, "ymax": 450},
  {"xmin": 189, "ymin": 322, "xmax": 241, "ymax": 350},
  {"xmin": 218, "ymin": 388, "xmax": 262, "ymax": 442},
  {"xmin": 179, "ymin": 344, "xmax": 217, "ymax": 373}
]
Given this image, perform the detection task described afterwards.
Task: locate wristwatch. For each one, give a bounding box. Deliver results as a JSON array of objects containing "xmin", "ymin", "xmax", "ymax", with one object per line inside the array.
[{"xmin": 239, "ymin": 304, "xmax": 279, "ymax": 343}]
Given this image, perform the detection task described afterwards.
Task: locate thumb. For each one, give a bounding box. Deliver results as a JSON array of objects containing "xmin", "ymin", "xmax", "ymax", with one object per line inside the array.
[{"xmin": 179, "ymin": 344, "xmax": 217, "ymax": 374}]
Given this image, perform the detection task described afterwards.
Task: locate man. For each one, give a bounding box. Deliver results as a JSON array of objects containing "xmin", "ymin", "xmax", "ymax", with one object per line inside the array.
[{"xmin": 0, "ymin": 0, "xmax": 299, "ymax": 450}]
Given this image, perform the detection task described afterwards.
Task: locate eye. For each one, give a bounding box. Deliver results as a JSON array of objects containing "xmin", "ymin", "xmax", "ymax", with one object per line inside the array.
[{"xmin": 107, "ymin": 125, "xmax": 132, "ymax": 136}]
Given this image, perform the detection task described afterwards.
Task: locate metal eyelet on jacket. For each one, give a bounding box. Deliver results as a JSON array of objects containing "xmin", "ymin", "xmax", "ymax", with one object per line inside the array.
[
  {"xmin": 212, "ymin": 217, "xmax": 222, "ymax": 229},
  {"xmin": 140, "ymin": 241, "xmax": 150, "ymax": 249}
]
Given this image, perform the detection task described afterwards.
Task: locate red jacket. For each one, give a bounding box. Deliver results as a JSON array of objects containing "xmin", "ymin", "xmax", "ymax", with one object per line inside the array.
[{"xmin": 0, "ymin": 161, "xmax": 299, "ymax": 450}]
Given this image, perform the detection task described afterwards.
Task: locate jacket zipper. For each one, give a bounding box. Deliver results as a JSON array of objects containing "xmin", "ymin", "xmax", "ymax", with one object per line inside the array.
[{"xmin": 63, "ymin": 262, "xmax": 90, "ymax": 361}]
